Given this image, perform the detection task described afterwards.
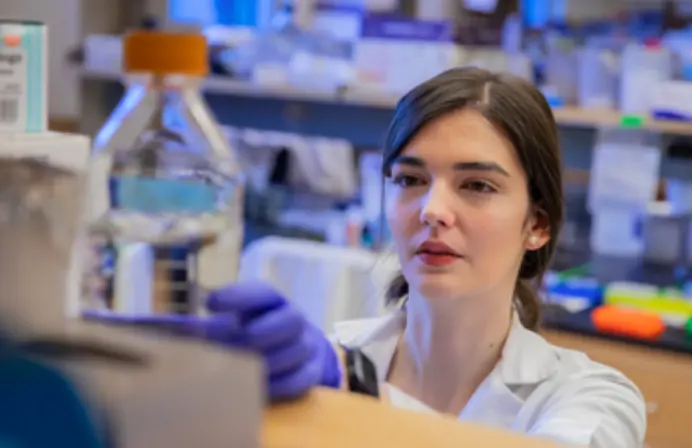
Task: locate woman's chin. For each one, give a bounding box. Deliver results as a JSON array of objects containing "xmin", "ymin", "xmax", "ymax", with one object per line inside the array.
[
  {"xmin": 404, "ymin": 264, "xmax": 474, "ymax": 301},
  {"xmin": 414, "ymin": 276, "xmax": 467, "ymax": 301}
]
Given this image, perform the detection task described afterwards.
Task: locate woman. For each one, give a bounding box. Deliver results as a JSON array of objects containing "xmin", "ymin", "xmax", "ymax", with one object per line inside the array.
[{"xmin": 99, "ymin": 67, "xmax": 647, "ymax": 447}]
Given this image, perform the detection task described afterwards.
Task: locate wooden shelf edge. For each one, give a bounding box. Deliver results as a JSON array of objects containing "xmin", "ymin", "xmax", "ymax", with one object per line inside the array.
[
  {"xmin": 552, "ymin": 106, "xmax": 692, "ymax": 136},
  {"xmin": 77, "ymin": 66, "xmax": 692, "ymax": 135}
]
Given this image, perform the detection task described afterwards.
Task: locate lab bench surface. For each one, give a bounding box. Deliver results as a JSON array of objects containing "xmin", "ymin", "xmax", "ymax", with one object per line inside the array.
[{"xmin": 263, "ymin": 388, "xmax": 562, "ymax": 448}]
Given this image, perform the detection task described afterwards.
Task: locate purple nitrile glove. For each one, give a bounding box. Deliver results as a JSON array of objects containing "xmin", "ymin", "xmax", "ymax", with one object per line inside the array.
[
  {"xmin": 206, "ymin": 282, "xmax": 342, "ymax": 400},
  {"xmin": 83, "ymin": 282, "xmax": 342, "ymax": 401}
]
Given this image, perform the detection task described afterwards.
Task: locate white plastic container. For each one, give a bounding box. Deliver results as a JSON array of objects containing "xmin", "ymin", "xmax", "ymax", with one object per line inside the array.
[
  {"xmin": 578, "ymin": 47, "xmax": 618, "ymax": 109},
  {"xmin": 590, "ymin": 208, "xmax": 644, "ymax": 257},
  {"xmin": 620, "ymin": 43, "xmax": 673, "ymax": 115},
  {"xmin": 641, "ymin": 201, "xmax": 687, "ymax": 264},
  {"xmin": 352, "ymin": 17, "xmax": 459, "ymax": 94}
]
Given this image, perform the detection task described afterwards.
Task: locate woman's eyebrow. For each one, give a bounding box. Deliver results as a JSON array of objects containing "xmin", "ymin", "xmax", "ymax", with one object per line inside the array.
[
  {"xmin": 392, "ymin": 156, "xmax": 509, "ymax": 177},
  {"xmin": 452, "ymin": 161, "xmax": 509, "ymax": 177}
]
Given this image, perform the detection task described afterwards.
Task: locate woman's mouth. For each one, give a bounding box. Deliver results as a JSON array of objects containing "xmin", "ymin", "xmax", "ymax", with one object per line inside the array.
[
  {"xmin": 415, "ymin": 241, "xmax": 462, "ymax": 267},
  {"xmin": 417, "ymin": 252, "xmax": 461, "ymax": 267}
]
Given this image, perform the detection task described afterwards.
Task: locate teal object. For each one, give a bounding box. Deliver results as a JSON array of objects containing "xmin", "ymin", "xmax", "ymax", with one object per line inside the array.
[
  {"xmin": 0, "ymin": 353, "xmax": 105, "ymax": 447},
  {"xmin": 23, "ymin": 22, "xmax": 44, "ymax": 132},
  {"xmin": 115, "ymin": 176, "xmax": 217, "ymax": 214}
]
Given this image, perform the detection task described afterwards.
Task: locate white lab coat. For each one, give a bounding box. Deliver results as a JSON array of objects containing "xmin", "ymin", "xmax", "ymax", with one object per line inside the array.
[{"xmin": 333, "ymin": 312, "xmax": 647, "ymax": 448}]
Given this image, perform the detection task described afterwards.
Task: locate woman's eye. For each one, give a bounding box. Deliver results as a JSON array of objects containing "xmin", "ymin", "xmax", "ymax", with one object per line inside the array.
[
  {"xmin": 392, "ymin": 174, "xmax": 424, "ymax": 188},
  {"xmin": 463, "ymin": 180, "xmax": 496, "ymax": 194}
]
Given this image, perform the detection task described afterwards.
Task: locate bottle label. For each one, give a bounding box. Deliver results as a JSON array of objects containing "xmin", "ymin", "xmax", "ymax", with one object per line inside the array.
[
  {"xmin": 112, "ymin": 177, "xmax": 217, "ymax": 214},
  {"xmin": 0, "ymin": 35, "xmax": 27, "ymax": 132}
]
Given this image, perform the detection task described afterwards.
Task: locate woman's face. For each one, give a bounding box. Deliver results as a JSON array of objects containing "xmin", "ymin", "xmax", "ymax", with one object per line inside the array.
[{"xmin": 386, "ymin": 108, "xmax": 548, "ymax": 302}]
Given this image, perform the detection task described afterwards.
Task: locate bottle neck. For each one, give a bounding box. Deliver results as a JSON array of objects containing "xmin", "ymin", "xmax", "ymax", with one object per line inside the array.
[{"xmin": 125, "ymin": 72, "xmax": 204, "ymax": 91}]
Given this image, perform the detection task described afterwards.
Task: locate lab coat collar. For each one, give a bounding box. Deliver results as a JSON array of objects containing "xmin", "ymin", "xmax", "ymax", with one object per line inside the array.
[
  {"xmin": 495, "ymin": 313, "xmax": 560, "ymax": 385},
  {"xmin": 336, "ymin": 310, "xmax": 561, "ymax": 426},
  {"xmin": 333, "ymin": 313, "xmax": 405, "ymax": 383},
  {"xmin": 459, "ymin": 314, "xmax": 560, "ymax": 427}
]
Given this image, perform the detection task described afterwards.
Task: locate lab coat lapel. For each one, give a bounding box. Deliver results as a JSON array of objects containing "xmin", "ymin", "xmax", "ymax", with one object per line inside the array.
[
  {"xmin": 459, "ymin": 369, "xmax": 524, "ymax": 428},
  {"xmin": 334, "ymin": 313, "xmax": 404, "ymax": 383},
  {"xmin": 459, "ymin": 315, "xmax": 559, "ymax": 428}
]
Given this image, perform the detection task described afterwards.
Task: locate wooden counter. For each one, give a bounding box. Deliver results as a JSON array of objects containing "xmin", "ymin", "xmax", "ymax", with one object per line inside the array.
[
  {"xmin": 543, "ymin": 329, "xmax": 692, "ymax": 448},
  {"xmin": 263, "ymin": 388, "xmax": 563, "ymax": 448}
]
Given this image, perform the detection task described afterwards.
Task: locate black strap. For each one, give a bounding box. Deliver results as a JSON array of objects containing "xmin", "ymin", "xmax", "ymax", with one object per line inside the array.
[{"xmin": 342, "ymin": 346, "xmax": 379, "ymax": 398}]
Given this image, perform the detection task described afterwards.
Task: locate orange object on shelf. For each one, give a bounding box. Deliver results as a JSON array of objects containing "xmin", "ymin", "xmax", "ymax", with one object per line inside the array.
[
  {"xmin": 591, "ymin": 305, "xmax": 666, "ymax": 340},
  {"xmin": 123, "ymin": 30, "xmax": 208, "ymax": 77}
]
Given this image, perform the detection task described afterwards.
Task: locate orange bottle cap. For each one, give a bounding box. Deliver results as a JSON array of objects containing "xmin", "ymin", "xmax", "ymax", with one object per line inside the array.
[{"xmin": 123, "ymin": 30, "xmax": 208, "ymax": 77}]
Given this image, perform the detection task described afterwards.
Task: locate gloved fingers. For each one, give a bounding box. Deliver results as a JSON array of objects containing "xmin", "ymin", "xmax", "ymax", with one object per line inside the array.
[
  {"xmin": 244, "ymin": 305, "xmax": 306, "ymax": 349},
  {"xmin": 207, "ymin": 282, "xmax": 285, "ymax": 314},
  {"xmin": 268, "ymin": 358, "xmax": 322, "ymax": 402},
  {"xmin": 317, "ymin": 339, "xmax": 342, "ymax": 389},
  {"xmin": 264, "ymin": 338, "xmax": 312, "ymax": 377},
  {"xmin": 82, "ymin": 310, "xmax": 239, "ymax": 339}
]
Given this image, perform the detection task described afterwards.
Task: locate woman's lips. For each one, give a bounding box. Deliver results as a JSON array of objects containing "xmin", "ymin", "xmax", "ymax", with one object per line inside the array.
[
  {"xmin": 415, "ymin": 240, "xmax": 462, "ymax": 267},
  {"xmin": 417, "ymin": 252, "xmax": 460, "ymax": 267}
]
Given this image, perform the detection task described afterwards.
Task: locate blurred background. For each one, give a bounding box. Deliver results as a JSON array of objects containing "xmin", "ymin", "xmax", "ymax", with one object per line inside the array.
[{"xmin": 3, "ymin": 1, "xmax": 692, "ymax": 446}]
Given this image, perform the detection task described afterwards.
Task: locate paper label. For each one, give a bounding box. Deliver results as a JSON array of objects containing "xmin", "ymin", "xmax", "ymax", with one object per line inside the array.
[{"xmin": 0, "ymin": 43, "xmax": 27, "ymax": 132}]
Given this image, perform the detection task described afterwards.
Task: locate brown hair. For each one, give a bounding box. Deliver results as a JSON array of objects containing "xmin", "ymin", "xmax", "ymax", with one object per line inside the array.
[{"xmin": 382, "ymin": 67, "xmax": 564, "ymax": 331}]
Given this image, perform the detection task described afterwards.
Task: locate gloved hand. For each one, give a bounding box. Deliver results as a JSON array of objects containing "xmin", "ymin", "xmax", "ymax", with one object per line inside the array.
[
  {"xmin": 209, "ymin": 283, "xmax": 342, "ymax": 399},
  {"xmin": 83, "ymin": 282, "xmax": 342, "ymax": 401}
]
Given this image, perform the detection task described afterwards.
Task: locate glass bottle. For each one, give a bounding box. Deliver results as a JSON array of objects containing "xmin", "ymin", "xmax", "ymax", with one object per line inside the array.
[{"xmin": 85, "ymin": 30, "xmax": 244, "ymax": 317}]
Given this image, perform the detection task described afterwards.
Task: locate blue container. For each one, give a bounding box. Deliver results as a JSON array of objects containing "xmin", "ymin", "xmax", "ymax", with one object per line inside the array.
[{"xmin": 546, "ymin": 277, "xmax": 604, "ymax": 311}]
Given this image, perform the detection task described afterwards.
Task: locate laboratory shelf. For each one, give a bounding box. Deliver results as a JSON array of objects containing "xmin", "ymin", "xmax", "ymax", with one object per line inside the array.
[
  {"xmin": 78, "ymin": 65, "xmax": 342, "ymax": 102},
  {"xmin": 78, "ymin": 65, "xmax": 692, "ymax": 136},
  {"xmin": 552, "ymin": 106, "xmax": 692, "ymax": 136}
]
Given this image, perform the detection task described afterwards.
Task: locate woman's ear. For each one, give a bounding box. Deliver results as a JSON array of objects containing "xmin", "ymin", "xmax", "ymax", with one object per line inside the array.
[{"xmin": 525, "ymin": 206, "xmax": 550, "ymax": 251}]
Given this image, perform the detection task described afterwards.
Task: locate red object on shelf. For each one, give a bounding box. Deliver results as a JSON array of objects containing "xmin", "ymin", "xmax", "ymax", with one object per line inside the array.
[
  {"xmin": 644, "ymin": 37, "xmax": 662, "ymax": 49},
  {"xmin": 591, "ymin": 305, "xmax": 666, "ymax": 340}
]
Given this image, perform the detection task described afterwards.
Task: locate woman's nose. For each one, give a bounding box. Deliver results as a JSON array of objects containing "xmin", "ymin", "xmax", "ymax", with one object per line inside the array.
[{"xmin": 419, "ymin": 185, "xmax": 456, "ymax": 228}]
